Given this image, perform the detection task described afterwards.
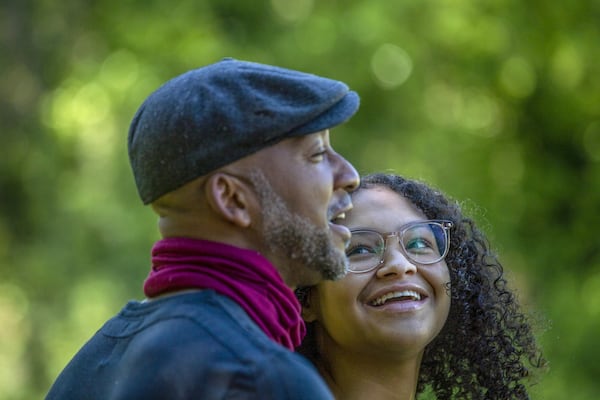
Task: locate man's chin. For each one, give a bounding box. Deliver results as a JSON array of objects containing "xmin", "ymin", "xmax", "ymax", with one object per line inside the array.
[
  {"xmin": 293, "ymin": 253, "xmax": 347, "ymax": 287},
  {"xmin": 315, "ymin": 249, "xmax": 348, "ymax": 281}
]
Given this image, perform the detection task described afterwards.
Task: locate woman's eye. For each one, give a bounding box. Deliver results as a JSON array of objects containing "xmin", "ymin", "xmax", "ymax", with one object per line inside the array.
[
  {"xmin": 346, "ymin": 245, "xmax": 376, "ymax": 257},
  {"xmin": 405, "ymin": 238, "xmax": 434, "ymax": 253}
]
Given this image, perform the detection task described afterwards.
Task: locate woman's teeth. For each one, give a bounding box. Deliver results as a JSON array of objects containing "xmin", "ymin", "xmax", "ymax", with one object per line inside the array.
[{"xmin": 371, "ymin": 290, "xmax": 422, "ymax": 306}]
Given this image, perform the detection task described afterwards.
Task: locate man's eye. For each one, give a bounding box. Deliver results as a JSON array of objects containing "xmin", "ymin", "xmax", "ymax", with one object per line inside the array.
[{"xmin": 311, "ymin": 150, "xmax": 326, "ymax": 160}]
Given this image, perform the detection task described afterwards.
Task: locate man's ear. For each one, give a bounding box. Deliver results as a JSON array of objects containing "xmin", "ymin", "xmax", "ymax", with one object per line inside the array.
[{"xmin": 205, "ymin": 172, "xmax": 252, "ymax": 227}]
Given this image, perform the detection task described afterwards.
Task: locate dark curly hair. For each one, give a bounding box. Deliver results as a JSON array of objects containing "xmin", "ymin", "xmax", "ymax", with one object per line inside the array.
[{"xmin": 296, "ymin": 173, "xmax": 547, "ymax": 400}]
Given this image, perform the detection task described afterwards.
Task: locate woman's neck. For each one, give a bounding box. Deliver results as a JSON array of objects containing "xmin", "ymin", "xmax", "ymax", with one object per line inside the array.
[{"xmin": 318, "ymin": 349, "xmax": 422, "ymax": 400}]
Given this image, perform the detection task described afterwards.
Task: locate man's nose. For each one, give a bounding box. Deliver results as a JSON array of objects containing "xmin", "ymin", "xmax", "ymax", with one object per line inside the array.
[{"xmin": 333, "ymin": 152, "xmax": 359, "ymax": 193}]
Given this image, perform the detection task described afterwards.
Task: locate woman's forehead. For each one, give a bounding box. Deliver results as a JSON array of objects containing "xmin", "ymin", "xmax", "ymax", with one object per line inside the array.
[{"xmin": 347, "ymin": 187, "xmax": 426, "ymax": 228}]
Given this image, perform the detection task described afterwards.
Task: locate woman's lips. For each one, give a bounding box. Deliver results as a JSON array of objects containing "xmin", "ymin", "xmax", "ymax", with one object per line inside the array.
[{"xmin": 366, "ymin": 286, "xmax": 429, "ymax": 311}]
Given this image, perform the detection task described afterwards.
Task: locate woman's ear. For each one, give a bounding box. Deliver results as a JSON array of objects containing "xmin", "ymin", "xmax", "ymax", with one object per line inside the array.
[
  {"xmin": 299, "ymin": 287, "xmax": 319, "ymax": 323},
  {"xmin": 205, "ymin": 172, "xmax": 252, "ymax": 227}
]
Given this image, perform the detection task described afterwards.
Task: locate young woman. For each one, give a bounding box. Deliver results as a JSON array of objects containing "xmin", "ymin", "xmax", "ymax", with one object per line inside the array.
[{"xmin": 297, "ymin": 173, "xmax": 546, "ymax": 399}]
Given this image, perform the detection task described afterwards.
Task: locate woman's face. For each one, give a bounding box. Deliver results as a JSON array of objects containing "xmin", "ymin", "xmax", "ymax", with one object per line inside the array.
[{"xmin": 307, "ymin": 186, "xmax": 451, "ymax": 359}]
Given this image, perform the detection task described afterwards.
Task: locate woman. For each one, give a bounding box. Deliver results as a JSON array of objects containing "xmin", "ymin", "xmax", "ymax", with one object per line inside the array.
[{"xmin": 297, "ymin": 173, "xmax": 546, "ymax": 399}]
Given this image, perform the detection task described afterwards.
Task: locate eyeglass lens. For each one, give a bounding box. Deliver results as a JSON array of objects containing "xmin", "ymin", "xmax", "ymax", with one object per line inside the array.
[{"xmin": 346, "ymin": 222, "xmax": 449, "ymax": 272}]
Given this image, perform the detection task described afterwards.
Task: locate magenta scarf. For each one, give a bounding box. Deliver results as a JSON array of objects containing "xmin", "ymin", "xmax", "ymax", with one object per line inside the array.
[{"xmin": 143, "ymin": 237, "xmax": 305, "ymax": 350}]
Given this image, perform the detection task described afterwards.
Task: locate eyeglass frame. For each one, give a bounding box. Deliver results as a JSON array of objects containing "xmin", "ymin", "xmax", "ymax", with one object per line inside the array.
[{"xmin": 346, "ymin": 220, "xmax": 454, "ymax": 274}]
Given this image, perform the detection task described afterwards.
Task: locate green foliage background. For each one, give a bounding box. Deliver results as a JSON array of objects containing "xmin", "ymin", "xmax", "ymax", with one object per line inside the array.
[{"xmin": 2, "ymin": 0, "xmax": 599, "ymax": 398}]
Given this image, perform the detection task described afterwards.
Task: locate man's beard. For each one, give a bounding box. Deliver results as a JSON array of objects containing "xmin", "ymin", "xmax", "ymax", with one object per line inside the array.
[{"xmin": 248, "ymin": 172, "xmax": 348, "ymax": 283}]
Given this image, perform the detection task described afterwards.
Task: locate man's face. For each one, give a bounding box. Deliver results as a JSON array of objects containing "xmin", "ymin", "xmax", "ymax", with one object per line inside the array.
[{"xmin": 244, "ymin": 130, "xmax": 359, "ymax": 288}]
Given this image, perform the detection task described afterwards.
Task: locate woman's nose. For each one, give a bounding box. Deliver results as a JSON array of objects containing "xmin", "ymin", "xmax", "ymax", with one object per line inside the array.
[{"xmin": 375, "ymin": 236, "xmax": 417, "ymax": 278}]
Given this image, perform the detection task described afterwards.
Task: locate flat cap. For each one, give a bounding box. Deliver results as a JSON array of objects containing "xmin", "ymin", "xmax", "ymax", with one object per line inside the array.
[{"xmin": 128, "ymin": 57, "xmax": 360, "ymax": 204}]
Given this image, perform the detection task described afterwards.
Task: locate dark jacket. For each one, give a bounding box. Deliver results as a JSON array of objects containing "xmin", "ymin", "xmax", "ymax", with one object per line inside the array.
[{"xmin": 45, "ymin": 290, "xmax": 333, "ymax": 399}]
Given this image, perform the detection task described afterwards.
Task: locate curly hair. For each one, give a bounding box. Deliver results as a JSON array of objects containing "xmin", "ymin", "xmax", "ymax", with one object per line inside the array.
[{"xmin": 297, "ymin": 173, "xmax": 546, "ymax": 400}]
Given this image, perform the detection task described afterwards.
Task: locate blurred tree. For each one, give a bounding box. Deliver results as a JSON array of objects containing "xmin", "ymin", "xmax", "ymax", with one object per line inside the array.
[{"xmin": 1, "ymin": 0, "xmax": 599, "ymax": 399}]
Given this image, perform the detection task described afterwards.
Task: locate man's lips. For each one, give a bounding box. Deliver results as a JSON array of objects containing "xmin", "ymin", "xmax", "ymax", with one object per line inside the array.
[
  {"xmin": 327, "ymin": 194, "xmax": 353, "ymax": 246},
  {"xmin": 327, "ymin": 193, "xmax": 353, "ymax": 222},
  {"xmin": 328, "ymin": 221, "xmax": 352, "ymax": 247}
]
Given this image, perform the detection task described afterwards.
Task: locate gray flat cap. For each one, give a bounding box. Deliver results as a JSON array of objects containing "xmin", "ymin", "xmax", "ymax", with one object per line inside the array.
[{"xmin": 128, "ymin": 57, "xmax": 360, "ymax": 204}]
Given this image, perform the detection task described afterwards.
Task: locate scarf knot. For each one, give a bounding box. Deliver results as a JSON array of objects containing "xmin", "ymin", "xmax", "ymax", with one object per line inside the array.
[{"xmin": 144, "ymin": 237, "xmax": 305, "ymax": 350}]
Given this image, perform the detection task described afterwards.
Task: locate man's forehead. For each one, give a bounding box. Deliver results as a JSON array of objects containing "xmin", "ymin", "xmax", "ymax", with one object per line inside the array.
[
  {"xmin": 282, "ymin": 129, "xmax": 330, "ymax": 147},
  {"xmin": 233, "ymin": 129, "xmax": 332, "ymax": 171}
]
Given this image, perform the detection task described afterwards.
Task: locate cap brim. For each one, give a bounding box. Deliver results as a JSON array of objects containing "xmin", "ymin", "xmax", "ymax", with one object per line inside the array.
[{"xmin": 288, "ymin": 91, "xmax": 360, "ymax": 136}]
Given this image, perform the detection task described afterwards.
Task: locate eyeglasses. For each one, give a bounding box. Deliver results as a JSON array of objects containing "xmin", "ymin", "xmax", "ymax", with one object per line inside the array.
[{"xmin": 346, "ymin": 220, "xmax": 453, "ymax": 273}]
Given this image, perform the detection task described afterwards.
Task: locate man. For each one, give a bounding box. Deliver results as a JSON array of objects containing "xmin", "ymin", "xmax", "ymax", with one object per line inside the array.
[{"xmin": 45, "ymin": 58, "xmax": 360, "ymax": 399}]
